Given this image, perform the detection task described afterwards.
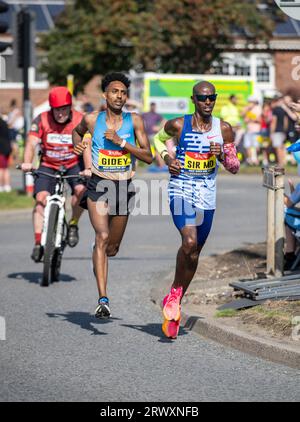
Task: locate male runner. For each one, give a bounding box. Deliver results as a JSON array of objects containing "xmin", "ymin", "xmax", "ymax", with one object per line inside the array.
[
  {"xmin": 21, "ymin": 87, "xmax": 86, "ymax": 262},
  {"xmin": 72, "ymin": 72, "xmax": 153, "ymax": 318},
  {"xmin": 154, "ymin": 81, "xmax": 240, "ymax": 339}
]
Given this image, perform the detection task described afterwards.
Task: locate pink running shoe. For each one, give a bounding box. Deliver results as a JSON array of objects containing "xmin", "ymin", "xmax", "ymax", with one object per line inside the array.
[
  {"xmin": 162, "ymin": 286, "xmax": 183, "ymax": 322},
  {"xmin": 162, "ymin": 318, "xmax": 180, "ymax": 339}
]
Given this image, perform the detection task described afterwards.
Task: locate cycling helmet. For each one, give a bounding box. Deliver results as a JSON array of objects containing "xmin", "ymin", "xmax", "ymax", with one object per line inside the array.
[{"xmin": 49, "ymin": 87, "xmax": 72, "ymax": 108}]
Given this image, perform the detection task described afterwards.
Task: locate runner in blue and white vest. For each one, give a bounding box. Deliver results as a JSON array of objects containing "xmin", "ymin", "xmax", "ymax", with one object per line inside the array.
[{"xmin": 154, "ymin": 80, "xmax": 240, "ymax": 339}]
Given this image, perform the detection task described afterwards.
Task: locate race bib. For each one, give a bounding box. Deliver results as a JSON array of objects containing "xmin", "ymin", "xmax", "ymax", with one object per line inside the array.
[
  {"xmin": 47, "ymin": 133, "xmax": 73, "ymax": 145},
  {"xmin": 184, "ymin": 152, "xmax": 216, "ymax": 176},
  {"xmin": 98, "ymin": 150, "xmax": 131, "ymax": 172}
]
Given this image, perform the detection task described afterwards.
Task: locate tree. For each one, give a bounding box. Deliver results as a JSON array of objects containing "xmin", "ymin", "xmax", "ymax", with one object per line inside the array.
[{"xmin": 40, "ymin": 0, "xmax": 277, "ymax": 91}]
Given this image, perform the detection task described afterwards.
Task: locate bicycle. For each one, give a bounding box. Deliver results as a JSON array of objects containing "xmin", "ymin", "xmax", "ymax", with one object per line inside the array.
[{"xmin": 17, "ymin": 165, "xmax": 85, "ymax": 287}]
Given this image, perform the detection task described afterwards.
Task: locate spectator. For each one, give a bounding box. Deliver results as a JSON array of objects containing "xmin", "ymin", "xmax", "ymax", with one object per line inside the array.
[
  {"xmin": 0, "ymin": 112, "xmax": 12, "ymax": 193},
  {"xmin": 220, "ymin": 94, "xmax": 244, "ymax": 149},
  {"xmin": 270, "ymin": 96, "xmax": 288, "ymax": 167},
  {"xmin": 99, "ymin": 98, "xmax": 107, "ymax": 112},
  {"xmin": 142, "ymin": 102, "xmax": 167, "ymax": 168},
  {"xmin": 83, "ymin": 102, "xmax": 94, "ymax": 113},
  {"xmin": 284, "ymin": 175, "xmax": 300, "ymax": 270},
  {"xmin": 283, "ymin": 141, "xmax": 300, "ymax": 270},
  {"xmin": 242, "ymin": 96, "xmax": 262, "ymax": 165},
  {"xmin": 7, "ymin": 99, "xmax": 23, "ymax": 142},
  {"xmin": 281, "ymin": 95, "xmax": 298, "ymax": 144},
  {"xmin": 123, "ymin": 99, "xmax": 142, "ymax": 114},
  {"xmin": 260, "ymin": 101, "xmax": 273, "ymax": 166}
]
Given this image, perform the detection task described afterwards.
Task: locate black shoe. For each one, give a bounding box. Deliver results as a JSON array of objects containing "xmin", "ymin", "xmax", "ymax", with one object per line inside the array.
[
  {"xmin": 95, "ymin": 297, "xmax": 111, "ymax": 319},
  {"xmin": 31, "ymin": 244, "xmax": 43, "ymax": 263},
  {"xmin": 67, "ymin": 224, "xmax": 79, "ymax": 248}
]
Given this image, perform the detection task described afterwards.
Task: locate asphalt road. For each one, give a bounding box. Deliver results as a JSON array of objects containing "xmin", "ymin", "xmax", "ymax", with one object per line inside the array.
[{"xmin": 0, "ymin": 172, "xmax": 299, "ymax": 402}]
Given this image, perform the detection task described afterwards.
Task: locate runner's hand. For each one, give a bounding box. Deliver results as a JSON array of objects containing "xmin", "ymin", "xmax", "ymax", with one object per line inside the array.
[
  {"xmin": 210, "ymin": 142, "xmax": 222, "ymax": 156},
  {"xmin": 74, "ymin": 140, "xmax": 88, "ymax": 156},
  {"xmin": 167, "ymin": 158, "xmax": 181, "ymax": 175},
  {"xmin": 104, "ymin": 129, "xmax": 122, "ymax": 146},
  {"xmin": 79, "ymin": 169, "xmax": 92, "ymax": 178},
  {"xmin": 21, "ymin": 163, "xmax": 33, "ymax": 172}
]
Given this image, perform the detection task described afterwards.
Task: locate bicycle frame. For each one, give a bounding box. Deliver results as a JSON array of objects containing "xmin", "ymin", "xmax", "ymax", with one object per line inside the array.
[
  {"xmin": 41, "ymin": 194, "xmax": 66, "ymax": 249},
  {"xmin": 38, "ymin": 168, "xmax": 81, "ymax": 250}
]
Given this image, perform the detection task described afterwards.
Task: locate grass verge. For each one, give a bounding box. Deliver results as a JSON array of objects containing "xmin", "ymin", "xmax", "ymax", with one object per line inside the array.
[{"xmin": 0, "ymin": 190, "xmax": 34, "ymax": 210}]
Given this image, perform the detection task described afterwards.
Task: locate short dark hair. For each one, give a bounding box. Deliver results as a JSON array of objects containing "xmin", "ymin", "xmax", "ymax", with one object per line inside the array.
[{"xmin": 101, "ymin": 72, "xmax": 131, "ymax": 92}]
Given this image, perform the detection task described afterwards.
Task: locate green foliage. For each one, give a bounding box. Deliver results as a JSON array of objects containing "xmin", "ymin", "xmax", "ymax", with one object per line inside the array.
[{"xmin": 40, "ymin": 0, "xmax": 276, "ymax": 91}]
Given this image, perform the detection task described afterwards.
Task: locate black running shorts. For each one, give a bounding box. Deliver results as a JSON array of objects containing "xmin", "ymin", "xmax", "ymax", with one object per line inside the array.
[{"xmin": 81, "ymin": 174, "xmax": 135, "ymax": 216}]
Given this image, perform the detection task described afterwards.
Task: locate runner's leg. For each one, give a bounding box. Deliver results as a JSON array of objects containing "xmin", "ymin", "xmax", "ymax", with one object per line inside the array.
[
  {"xmin": 173, "ymin": 225, "xmax": 200, "ymax": 296},
  {"xmin": 107, "ymin": 215, "xmax": 129, "ymax": 257},
  {"xmin": 87, "ymin": 198, "xmax": 109, "ymax": 298},
  {"xmin": 171, "ymin": 207, "xmax": 215, "ymax": 296}
]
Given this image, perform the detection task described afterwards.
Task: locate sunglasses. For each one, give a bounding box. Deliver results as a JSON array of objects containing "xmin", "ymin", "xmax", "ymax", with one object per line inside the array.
[{"xmin": 195, "ymin": 94, "xmax": 218, "ymax": 102}]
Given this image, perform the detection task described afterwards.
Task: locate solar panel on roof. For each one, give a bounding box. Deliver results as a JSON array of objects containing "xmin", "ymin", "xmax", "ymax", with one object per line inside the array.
[
  {"xmin": 47, "ymin": 4, "xmax": 64, "ymax": 19},
  {"xmin": 274, "ymin": 18, "xmax": 298, "ymax": 35},
  {"xmin": 28, "ymin": 5, "xmax": 49, "ymax": 31},
  {"xmin": 0, "ymin": 7, "xmax": 12, "ymax": 31}
]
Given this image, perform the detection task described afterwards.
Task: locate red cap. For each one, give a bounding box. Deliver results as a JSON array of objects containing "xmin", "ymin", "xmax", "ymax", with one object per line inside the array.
[{"xmin": 49, "ymin": 86, "xmax": 72, "ymax": 109}]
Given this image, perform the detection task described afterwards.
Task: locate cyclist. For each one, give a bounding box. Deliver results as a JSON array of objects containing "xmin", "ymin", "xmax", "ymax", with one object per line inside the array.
[
  {"xmin": 21, "ymin": 87, "xmax": 86, "ymax": 262},
  {"xmin": 154, "ymin": 81, "xmax": 240, "ymax": 338},
  {"xmin": 72, "ymin": 72, "xmax": 153, "ymax": 318}
]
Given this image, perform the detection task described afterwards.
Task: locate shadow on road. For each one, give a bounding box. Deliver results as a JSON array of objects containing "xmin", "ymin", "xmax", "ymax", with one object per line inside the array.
[
  {"xmin": 47, "ymin": 312, "xmax": 121, "ymax": 336},
  {"xmin": 63, "ymin": 256, "xmax": 174, "ymax": 261},
  {"xmin": 183, "ymin": 316, "xmax": 204, "ymax": 334},
  {"xmin": 7, "ymin": 272, "xmax": 77, "ymax": 284},
  {"xmin": 121, "ymin": 323, "xmax": 188, "ymax": 342}
]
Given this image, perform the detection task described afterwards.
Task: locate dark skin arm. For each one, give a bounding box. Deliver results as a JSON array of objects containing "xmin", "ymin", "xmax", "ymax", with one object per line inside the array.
[
  {"xmin": 163, "ymin": 117, "xmax": 184, "ymax": 175},
  {"xmin": 218, "ymin": 120, "xmax": 235, "ymax": 153},
  {"xmin": 72, "ymin": 112, "xmax": 97, "ymax": 153}
]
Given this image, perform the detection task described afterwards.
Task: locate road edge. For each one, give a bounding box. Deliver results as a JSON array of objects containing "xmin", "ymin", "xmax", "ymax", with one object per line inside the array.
[
  {"xmin": 151, "ymin": 283, "xmax": 300, "ymax": 369},
  {"xmin": 0, "ymin": 209, "xmax": 32, "ymax": 220}
]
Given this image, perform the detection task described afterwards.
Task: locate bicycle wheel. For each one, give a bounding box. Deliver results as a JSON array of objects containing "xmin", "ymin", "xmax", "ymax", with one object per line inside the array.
[
  {"xmin": 51, "ymin": 249, "xmax": 62, "ymax": 282},
  {"xmin": 42, "ymin": 203, "xmax": 59, "ymax": 287},
  {"xmin": 51, "ymin": 215, "xmax": 68, "ymax": 282}
]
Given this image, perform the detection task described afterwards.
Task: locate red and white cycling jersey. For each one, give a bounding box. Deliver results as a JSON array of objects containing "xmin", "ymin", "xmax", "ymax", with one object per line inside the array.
[{"xmin": 28, "ymin": 110, "xmax": 83, "ymax": 170}]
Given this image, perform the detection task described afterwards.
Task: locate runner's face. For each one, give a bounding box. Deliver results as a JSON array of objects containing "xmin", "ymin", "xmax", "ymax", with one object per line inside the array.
[
  {"xmin": 192, "ymin": 86, "xmax": 216, "ymax": 118},
  {"xmin": 105, "ymin": 81, "xmax": 128, "ymax": 111},
  {"xmin": 52, "ymin": 105, "xmax": 72, "ymax": 124}
]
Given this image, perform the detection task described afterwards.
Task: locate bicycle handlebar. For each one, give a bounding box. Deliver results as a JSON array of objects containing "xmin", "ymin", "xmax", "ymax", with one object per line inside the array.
[{"xmin": 16, "ymin": 165, "xmax": 85, "ymax": 179}]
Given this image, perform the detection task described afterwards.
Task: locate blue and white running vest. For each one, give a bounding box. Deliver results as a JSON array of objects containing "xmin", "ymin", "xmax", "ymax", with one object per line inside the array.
[
  {"xmin": 169, "ymin": 115, "xmax": 223, "ymax": 210},
  {"xmin": 92, "ymin": 111, "xmax": 136, "ymax": 173}
]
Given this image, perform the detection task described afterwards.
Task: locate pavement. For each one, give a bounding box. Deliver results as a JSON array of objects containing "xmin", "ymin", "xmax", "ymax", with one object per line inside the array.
[{"xmin": 151, "ymin": 273, "xmax": 300, "ymax": 370}]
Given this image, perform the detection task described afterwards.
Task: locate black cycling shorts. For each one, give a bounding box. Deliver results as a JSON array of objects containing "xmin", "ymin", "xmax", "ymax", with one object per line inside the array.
[
  {"xmin": 34, "ymin": 164, "xmax": 85, "ymax": 198},
  {"xmin": 80, "ymin": 174, "xmax": 135, "ymax": 216}
]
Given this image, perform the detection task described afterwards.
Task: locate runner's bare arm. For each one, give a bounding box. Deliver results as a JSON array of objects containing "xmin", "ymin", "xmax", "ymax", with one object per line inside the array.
[
  {"xmin": 220, "ymin": 121, "xmax": 240, "ymax": 174},
  {"xmin": 72, "ymin": 116, "xmax": 89, "ymax": 153},
  {"xmin": 104, "ymin": 114, "xmax": 153, "ymax": 164},
  {"xmin": 153, "ymin": 118, "xmax": 183, "ymax": 174},
  {"xmin": 82, "ymin": 133, "xmax": 92, "ymax": 174}
]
